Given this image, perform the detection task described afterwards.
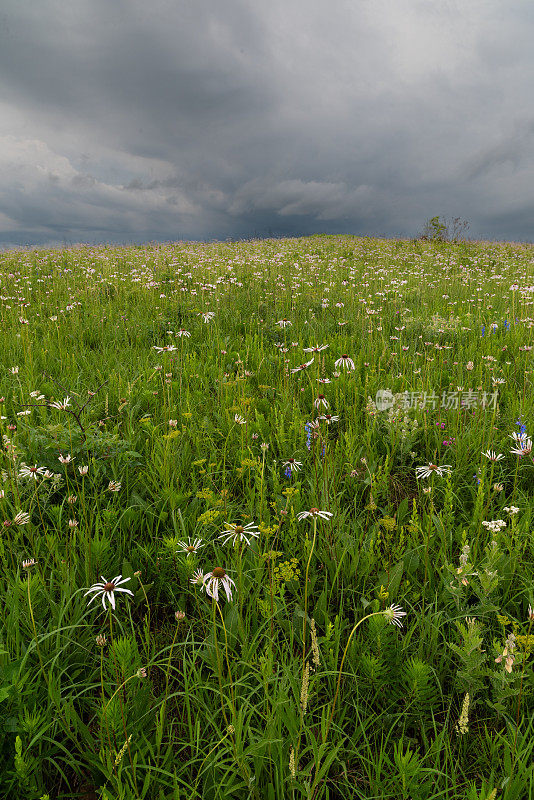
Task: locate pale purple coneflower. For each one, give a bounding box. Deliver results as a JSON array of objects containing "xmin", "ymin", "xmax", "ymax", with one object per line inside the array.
[
  {"xmin": 202, "ymin": 567, "xmax": 236, "ymax": 602},
  {"xmin": 84, "ymin": 575, "xmax": 134, "ymax": 611},
  {"xmin": 219, "ymin": 522, "xmax": 260, "ymax": 546}
]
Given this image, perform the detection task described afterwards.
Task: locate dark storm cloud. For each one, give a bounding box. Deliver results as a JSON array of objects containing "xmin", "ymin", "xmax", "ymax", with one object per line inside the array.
[{"xmin": 1, "ymin": 0, "xmax": 534, "ymax": 246}]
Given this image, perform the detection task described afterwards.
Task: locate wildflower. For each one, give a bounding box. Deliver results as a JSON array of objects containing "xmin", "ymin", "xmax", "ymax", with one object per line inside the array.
[
  {"xmin": 482, "ymin": 519, "xmax": 506, "ymax": 532},
  {"xmin": 482, "ymin": 450, "xmax": 504, "ymax": 462},
  {"xmin": 96, "ymin": 634, "xmax": 107, "ymax": 647},
  {"xmin": 275, "ymin": 318, "xmax": 292, "ymax": 327},
  {"xmin": 202, "ymin": 567, "xmax": 236, "ymax": 602},
  {"xmin": 10, "ymin": 366, "xmax": 19, "ymax": 375},
  {"xmin": 84, "ymin": 575, "xmax": 134, "ymax": 611},
  {"xmin": 300, "ymin": 662, "xmax": 310, "ymax": 714},
  {"xmin": 68, "ymin": 519, "xmax": 78, "ymax": 528},
  {"xmin": 22, "ymin": 558, "xmax": 37, "ymax": 569},
  {"xmin": 19, "ymin": 464, "xmax": 46, "ymax": 481},
  {"xmin": 503, "ymin": 506, "xmax": 519, "ymax": 515},
  {"xmin": 528, "ymin": 604, "xmax": 534, "ymax": 621},
  {"xmin": 13, "ymin": 511, "xmax": 30, "ymax": 525},
  {"xmin": 176, "ymin": 328, "xmax": 191, "ymax": 337},
  {"xmin": 58, "ymin": 454, "xmax": 73, "ymax": 464},
  {"xmin": 313, "ymin": 394, "xmax": 329, "ymax": 410},
  {"xmin": 415, "ymin": 463, "xmax": 452, "ymax": 479},
  {"xmin": 303, "ymin": 344, "xmax": 328, "ymax": 353},
  {"xmin": 67, "ymin": 495, "xmax": 77, "ymax": 504},
  {"xmin": 200, "ymin": 311, "xmax": 215, "ymax": 322},
  {"xmin": 455, "ymin": 693, "xmax": 470, "ymax": 735},
  {"xmin": 289, "ymin": 747, "xmax": 296, "ymax": 779},
  {"xmin": 282, "ymin": 459, "xmax": 303, "ymax": 474},
  {"xmin": 334, "ymin": 354, "xmax": 355, "ymax": 371},
  {"xmin": 297, "ymin": 508, "xmax": 333, "ymax": 521},
  {"xmin": 78, "ymin": 465, "xmax": 89, "ymax": 475},
  {"xmin": 319, "ymin": 413, "xmax": 339, "ymax": 424},
  {"xmin": 310, "ymin": 618, "xmax": 320, "ymax": 668},
  {"xmin": 136, "ymin": 667, "xmax": 147, "ymax": 678},
  {"xmin": 291, "ymin": 358, "xmax": 314, "ymax": 373},
  {"xmin": 317, "ymin": 377, "xmax": 331, "ymax": 384},
  {"xmin": 176, "ymin": 537, "xmax": 204, "ymax": 555},
  {"xmin": 49, "ymin": 396, "xmax": 71, "ymax": 410},
  {"xmin": 153, "ymin": 344, "xmax": 177, "ymax": 353},
  {"xmin": 493, "ymin": 483, "xmax": 504, "ymax": 492},
  {"xmin": 234, "ymin": 414, "xmax": 246, "ymax": 425},
  {"xmin": 108, "ymin": 481, "xmax": 122, "ymax": 492},
  {"xmin": 168, "ymin": 419, "xmax": 178, "ymax": 427},
  {"xmin": 495, "ymin": 632, "xmax": 516, "ymax": 673},
  {"xmin": 175, "ymin": 610, "xmax": 186, "ymax": 622},
  {"xmin": 260, "ymin": 442, "xmax": 269, "ymax": 451},
  {"xmin": 466, "ymin": 361, "xmax": 474, "ymax": 370},
  {"xmin": 219, "ymin": 521, "xmax": 260, "ymax": 546},
  {"xmin": 383, "ymin": 604, "xmax": 407, "ymax": 627},
  {"xmin": 189, "ymin": 569, "xmax": 205, "ymax": 586},
  {"xmin": 510, "ymin": 433, "xmax": 533, "ymax": 456}
]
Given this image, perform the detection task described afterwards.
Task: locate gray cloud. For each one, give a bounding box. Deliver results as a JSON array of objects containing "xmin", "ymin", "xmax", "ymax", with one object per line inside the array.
[{"xmin": 1, "ymin": 0, "xmax": 534, "ymax": 246}]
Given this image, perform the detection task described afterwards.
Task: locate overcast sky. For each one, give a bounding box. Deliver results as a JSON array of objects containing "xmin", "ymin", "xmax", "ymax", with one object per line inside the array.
[{"xmin": 0, "ymin": 0, "xmax": 533, "ymax": 247}]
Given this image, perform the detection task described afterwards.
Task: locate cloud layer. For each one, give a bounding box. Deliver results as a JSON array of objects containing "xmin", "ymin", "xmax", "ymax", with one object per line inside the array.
[{"xmin": 1, "ymin": 0, "xmax": 534, "ymax": 246}]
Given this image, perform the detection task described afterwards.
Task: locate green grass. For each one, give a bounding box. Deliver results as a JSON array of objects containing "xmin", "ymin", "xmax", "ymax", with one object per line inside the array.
[{"xmin": 0, "ymin": 234, "xmax": 532, "ymax": 799}]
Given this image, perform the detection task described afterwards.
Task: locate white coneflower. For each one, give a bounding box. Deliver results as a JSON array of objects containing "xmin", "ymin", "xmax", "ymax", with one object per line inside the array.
[
  {"xmin": 168, "ymin": 419, "xmax": 178, "ymax": 427},
  {"xmin": 202, "ymin": 567, "xmax": 236, "ymax": 602},
  {"xmin": 510, "ymin": 433, "xmax": 533, "ymax": 456},
  {"xmin": 176, "ymin": 329, "xmax": 191, "ymax": 337},
  {"xmin": 78, "ymin": 465, "xmax": 89, "ymax": 475},
  {"xmin": 291, "ymin": 358, "xmax": 314, "ymax": 374},
  {"xmin": 68, "ymin": 518, "xmax": 78, "ymax": 528},
  {"xmin": 313, "ymin": 394, "xmax": 329, "ymax": 410},
  {"xmin": 19, "ymin": 465, "xmax": 46, "ymax": 481},
  {"xmin": 466, "ymin": 361, "xmax": 474, "ymax": 371},
  {"xmin": 383, "ymin": 604, "xmax": 407, "ymax": 627},
  {"xmin": 334, "ymin": 354, "xmax": 355, "ymax": 371},
  {"xmin": 282, "ymin": 459, "xmax": 303, "ymax": 473},
  {"xmin": 58, "ymin": 454, "xmax": 73, "ymax": 464},
  {"xmin": 234, "ymin": 414, "xmax": 246, "ymax": 425},
  {"xmin": 190, "ymin": 569, "xmax": 205, "ymax": 586},
  {"xmin": 22, "ymin": 558, "xmax": 37, "ymax": 569},
  {"xmin": 49, "ymin": 396, "xmax": 71, "ymax": 410},
  {"xmin": 67, "ymin": 495, "xmax": 77, "ymax": 504},
  {"xmin": 527, "ymin": 604, "xmax": 534, "ymax": 621},
  {"xmin": 13, "ymin": 511, "xmax": 30, "ymax": 525},
  {"xmin": 303, "ymin": 344, "xmax": 328, "ymax": 353},
  {"xmin": 275, "ymin": 318, "xmax": 292, "ymax": 327},
  {"xmin": 153, "ymin": 344, "xmax": 177, "ymax": 353},
  {"xmin": 176, "ymin": 538, "xmax": 204, "ymax": 556},
  {"xmin": 84, "ymin": 575, "xmax": 134, "ymax": 611},
  {"xmin": 297, "ymin": 508, "xmax": 333, "ymax": 521},
  {"xmin": 415, "ymin": 463, "xmax": 452, "ymax": 479},
  {"xmin": 200, "ymin": 311, "xmax": 215, "ymax": 322},
  {"xmin": 108, "ymin": 481, "xmax": 122, "ymax": 492},
  {"xmin": 319, "ymin": 413, "xmax": 340, "ymax": 424},
  {"xmin": 482, "ymin": 450, "xmax": 504, "ymax": 462},
  {"xmin": 260, "ymin": 442, "xmax": 269, "ymax": 451},
  {"xmin": 219, "ymin": 522, "xmax": 260, "ymax": 546},
  {"xmin": 10, "ymin": 366, "xmax": 19, "ymax": 375}
]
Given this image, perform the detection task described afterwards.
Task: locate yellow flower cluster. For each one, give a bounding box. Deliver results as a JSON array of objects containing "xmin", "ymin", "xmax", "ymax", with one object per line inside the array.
[
  {"xmin": 197, "ymin": 508, "xmax": 221, "ymax": 525},
  {"xmin": 273, "ymin": 557, "xmax": 301, "ymax": 584}
]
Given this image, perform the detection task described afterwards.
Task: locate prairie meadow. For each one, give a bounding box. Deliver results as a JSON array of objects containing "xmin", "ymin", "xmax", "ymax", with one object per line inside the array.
[{"xmin": 0, "ymin": 234, "xmax": 533, "ymax": 799}]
